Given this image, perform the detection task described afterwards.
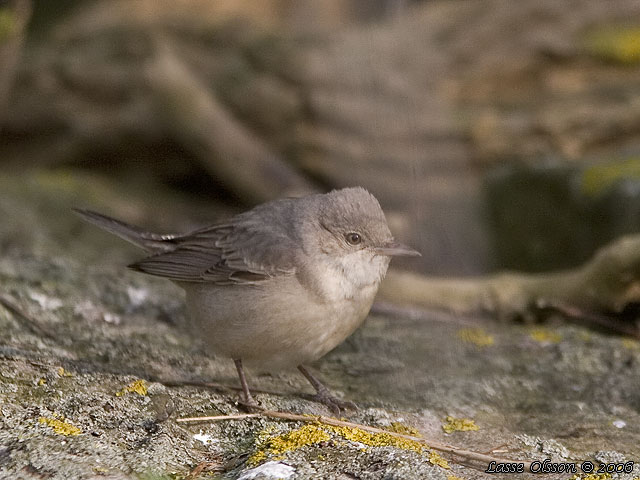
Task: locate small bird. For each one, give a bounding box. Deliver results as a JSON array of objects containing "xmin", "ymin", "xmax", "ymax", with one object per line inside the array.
[{"xmin": 75, "ymin": 187, "xmax": 420, "ymax": 412}]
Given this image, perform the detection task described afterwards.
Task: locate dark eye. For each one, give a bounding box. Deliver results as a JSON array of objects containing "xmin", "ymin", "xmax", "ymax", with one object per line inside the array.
[{"xmin": 345, "ymin": 232, "xmax": 362, "ymax": 245}]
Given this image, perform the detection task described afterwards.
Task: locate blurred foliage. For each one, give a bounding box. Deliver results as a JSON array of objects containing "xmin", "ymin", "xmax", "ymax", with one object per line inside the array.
[
  {"xmin": 28, "ymin": 0, "xmax": 93, "ymax": 36},
  {"xmin": 582, "ymin": 157, "xmax": 640, "ymax": 197},
  {"xmin": 584, "ymin": 25, "xmax": 640, "ymax": 64},
  {"xmin": 486, "ymin": 162, "xmax": 640, "ymax": 272}
]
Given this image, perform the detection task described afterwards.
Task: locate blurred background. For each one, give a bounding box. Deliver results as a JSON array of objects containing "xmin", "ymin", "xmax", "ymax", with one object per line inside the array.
[{"xmin": 2, "ymin": 0, "xmax": 640, "ymax": 276}]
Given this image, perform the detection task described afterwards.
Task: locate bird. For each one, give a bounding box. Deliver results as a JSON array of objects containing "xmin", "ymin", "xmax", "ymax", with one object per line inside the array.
[{"xmin": 75, "ymin": 187, "xmax": 420, "ymax": 412}]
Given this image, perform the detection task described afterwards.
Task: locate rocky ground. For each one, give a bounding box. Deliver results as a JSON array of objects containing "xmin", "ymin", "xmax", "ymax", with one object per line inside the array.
[{"xmin": 0, "ymin": 170, "xmax": 639, "ymax": 479}]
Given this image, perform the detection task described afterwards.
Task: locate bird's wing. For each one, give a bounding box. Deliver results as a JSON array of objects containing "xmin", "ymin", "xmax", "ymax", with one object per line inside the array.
[{"xmin": 128, "ymin": 211, "xmax": 299, "ymax": 285}]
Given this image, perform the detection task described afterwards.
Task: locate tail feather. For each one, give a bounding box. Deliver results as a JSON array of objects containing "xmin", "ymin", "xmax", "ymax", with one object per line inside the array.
[{"xmin": 73, "ymin": 208, "xmax": 176, "ymax": 253}]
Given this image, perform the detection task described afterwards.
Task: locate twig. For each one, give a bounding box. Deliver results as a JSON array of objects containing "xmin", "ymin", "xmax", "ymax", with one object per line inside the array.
[
  {"xmin": 380, "ymin": 235, "xmax": 640, "ymax": 322},
  {"xmin": 545, "ymin": 302, "xmax": 640, "ymax": 339},
  {"xmin": 156, "ymin": 378, "xmax": 292, "ymax": 397},
  {"xmin": 185, "ymin": 460, "xmax": 223, "ymax": 479},
  {"xmin": 180, "ymin": 413, "xmax": 263, "ymax": 422},
  {"xmin": 177, "ymin": 409, "xmax": 532, "ymax": 471},
  {"xmin": 146, "ymin": 36, "xmax": 318, "ymax": 203},
  {"xmin": 0, "ymin": 294, "xmax": 57, "ymax": 340},
  {"xmin": 371, "ymin": 301, "xmax": 484, "ymax": 326}
]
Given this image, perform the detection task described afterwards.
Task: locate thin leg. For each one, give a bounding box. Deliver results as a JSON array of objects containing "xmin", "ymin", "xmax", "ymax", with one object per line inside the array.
[
  {"xmin": 234, "ymin": 359, "xmax": 257, "ymax": 408},
  {"xmin": 298, "ymin": 365, "xmax": 357, "ymax": 414}
]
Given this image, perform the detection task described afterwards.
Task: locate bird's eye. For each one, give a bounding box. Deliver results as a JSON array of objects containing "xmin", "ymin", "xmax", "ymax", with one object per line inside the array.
[{"xmin": 345, "ymin": 232, "xmax": 362, "ymax": 245}]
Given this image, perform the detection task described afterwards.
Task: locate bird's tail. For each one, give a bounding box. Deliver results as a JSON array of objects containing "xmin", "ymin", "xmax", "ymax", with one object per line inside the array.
[{"xmin": 73, "ymin": 208, "xmax": 176, "ymax": 253}]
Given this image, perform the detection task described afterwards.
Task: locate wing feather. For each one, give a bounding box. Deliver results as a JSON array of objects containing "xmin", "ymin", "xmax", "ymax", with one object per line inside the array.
[{"xmin": 129, "ymin": 199, "xmax": 300, "ymax": 284}]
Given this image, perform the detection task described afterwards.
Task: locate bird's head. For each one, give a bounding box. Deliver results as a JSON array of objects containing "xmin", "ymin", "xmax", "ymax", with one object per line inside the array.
[{"xmin": 300, "ymin": 187, "xmax": 420, "ymax": 292}]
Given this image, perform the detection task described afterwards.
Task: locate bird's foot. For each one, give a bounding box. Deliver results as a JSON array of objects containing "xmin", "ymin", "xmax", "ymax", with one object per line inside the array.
[
  {"xmin": 297, "ymin": 364, "xmax": 357, "ymax": 415},
  {"xmin": 308, "ymin": 387, "xmax": 357, "ymax": 416},
  {"xmin": 236, "ymin": 397, "xmax": 263, "ymax": 412},
  {"xmin": 233, "ymin": 358, "xmax": 262, "ymax": 412}
]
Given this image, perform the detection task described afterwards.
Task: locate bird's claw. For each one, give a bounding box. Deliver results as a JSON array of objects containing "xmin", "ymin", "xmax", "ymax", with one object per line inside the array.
[
  {"xmin": 309, "ymin": 389, "xmax": 357, "ymax": 415},
  {"xmin": 236, "ymin": 396, "xmax": 263, "ymax": 412}
]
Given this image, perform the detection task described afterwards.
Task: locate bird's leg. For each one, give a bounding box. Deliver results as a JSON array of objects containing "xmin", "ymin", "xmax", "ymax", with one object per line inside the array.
[
  {"xmin": 297, "ymin": 365, "xmax": 357, "ymax": 414},
  {"xmin": 234, "ymin": 359, "xmax": 259, "ymax": 409}
]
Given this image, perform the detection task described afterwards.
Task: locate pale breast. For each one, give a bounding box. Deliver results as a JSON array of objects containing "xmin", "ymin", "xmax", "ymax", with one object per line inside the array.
[
  {"xmin": 181, "ymin": 264, "xmax": 383, "ymax": 371},
  {"xmin": 302, "ymin": 250, "xmax": 390, "ymax": 303}
]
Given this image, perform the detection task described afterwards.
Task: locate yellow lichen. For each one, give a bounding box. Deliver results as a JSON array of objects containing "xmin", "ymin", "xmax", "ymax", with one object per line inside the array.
[
  {"xmin": 447, "ymin": 475, "xmax": 464, "ymax": 480},
  {"xmin": 457, "ymin": 328, "xmax": 494, "ymax": 347},
  {"xmin": 325, "ymin": 424, "xmax": 425, "ymax": 454},
  {"xmin": 429, "ymin": 451, "xmax": 450, "ymax": 469},
  {"xmin": 442, "ymin": 416, "xmax": 479, "ymax": 434},
  {"xmin": 248, "ymin": 449, "xmax": 267, "ymax": 465},
  {"xmin": 249, "ymin": 421, "xmax": 428, "ymax": 466},
  {"xmin": 37, "ymin": 378, "xmax": 46, "ymax": 386},
  {"xmin": 0, "ymin": 8, "xmax": 16, "ymax": 42},
  {"xmin": 387, "ymin": 422, "xmax": 421, "ymax": 437},
  {"xmin": 569, "ymin": 474, "xmax": 612, "ymax": 480},
  {"xmin": 529, "ymin": 328, "xmax": 562, "ymax": 344},
  {"xmin": 57, "ymin": 367, "xmax": 73, "ymax": 377},
  {"xmin": 116, "ymin": 379, "xmax": 148, "ymax": 397},
  {"xmin": 268, "ymin": 424, "xmax": 331, "ymax": 455},
  {"xmin": 578, "ymin": 331, "xmax": 592, "ymax": 342},
  {"xmin": 249, "ymin": 424, "xmax": 330, "ymax": 465},
  {"xmin": 584, "ymin": 27, "xmax": 640, "ymax": 65},
  {"xmin": 622, "ymin": 338, "xmax": 640, "ymax": 350},
  {"xmin": 38, "ymin": 416, "xmax": 82, "ymax": 436}
]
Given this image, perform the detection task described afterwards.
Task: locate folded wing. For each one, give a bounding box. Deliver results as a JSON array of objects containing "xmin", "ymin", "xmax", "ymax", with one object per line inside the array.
[{"xmin": 129, "ymin": 201, "xmax": 299, "ymax": 285}]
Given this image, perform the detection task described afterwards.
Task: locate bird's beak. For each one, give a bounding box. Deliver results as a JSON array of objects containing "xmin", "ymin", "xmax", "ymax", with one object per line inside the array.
[{"xmin": 373, "ymin": 240, "xmax": 421, "ymax": 257}]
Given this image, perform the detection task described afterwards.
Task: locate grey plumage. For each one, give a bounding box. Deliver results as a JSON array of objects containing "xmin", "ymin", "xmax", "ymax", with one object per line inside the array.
[
  {"xmin": 72, "ymin": 208, "xmax": 178, "ymax": 252},
  {"xmin": 75, "ymin": 187, "xmax": 419, "ymax": 410},
  {"xmin": 75, "ymin": 202, "xmax": 298, "ymax": 284},
  {"xmin": 75, "ymin": 187, "xmax": 394, "ymax": 285}
]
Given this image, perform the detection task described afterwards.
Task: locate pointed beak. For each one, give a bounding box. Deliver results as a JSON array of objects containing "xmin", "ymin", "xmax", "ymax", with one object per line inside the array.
[{"xmin": 373, "ymin": 240, "xmax": 421, "ymax": 257}]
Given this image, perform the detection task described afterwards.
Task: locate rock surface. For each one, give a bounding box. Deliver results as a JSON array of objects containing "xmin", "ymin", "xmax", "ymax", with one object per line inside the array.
[{"xmin": 1, "ymin": 170, "xmax": 639, "ymax": 479}]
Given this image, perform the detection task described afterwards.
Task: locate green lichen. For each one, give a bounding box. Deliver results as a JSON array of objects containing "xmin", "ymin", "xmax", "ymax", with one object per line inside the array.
[
  {"xmin": 581, "ymin": 157, "xmax": 640, "ymax": 197},
  {"xmin": 584, "ymin": 26, "xmax": 640, "ymax": 64}
]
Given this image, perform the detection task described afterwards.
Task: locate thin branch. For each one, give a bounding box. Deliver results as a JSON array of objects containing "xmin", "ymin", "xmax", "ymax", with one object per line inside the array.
[
  {"xmin": 146, "ymin": 36, "xmax": 318, "ymax": 203},
  {"xmin": 185, "ymin": 460, "xmax": 223, "ymax": 479},
  {"xmin": 371, "ymin": 301, "xmax": 485, "ymax": 326},
  {"xmin": 0, "ymin": 293, "xmax": 57, "ymax": 340},
  {"xmin": 380, "ymin": 234, "xmax": 640, "ymax": 323},
  {"xmin": 180, "ymin": 413, "xmax": 263, "ymax": 422},
  {"xmin": 156, "ymin": 378, "xmax": 294, "ymax": 397},
  {"xmin": 545, "ymin": 302, "xmax": 640, "ymax": 339},
  {"xmin": 177, "ymin": 409, "xmax": 532, "ymax": 471}
]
